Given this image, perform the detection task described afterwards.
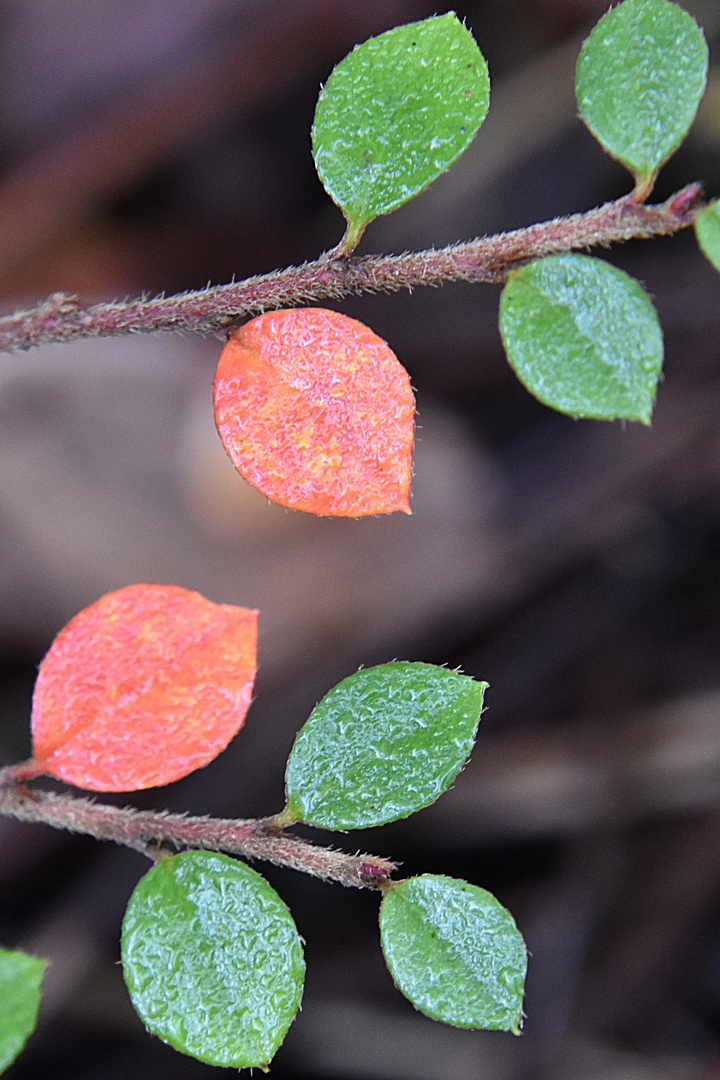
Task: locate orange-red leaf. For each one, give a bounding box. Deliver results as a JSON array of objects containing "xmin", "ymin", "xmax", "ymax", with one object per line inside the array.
[
  {"xmin": 30, "ymin": 584, "xmax": 258, "ymax": 792},
  {"xmin": 213, "ymin": 308, "xmax": 414, "ymax": 516}
]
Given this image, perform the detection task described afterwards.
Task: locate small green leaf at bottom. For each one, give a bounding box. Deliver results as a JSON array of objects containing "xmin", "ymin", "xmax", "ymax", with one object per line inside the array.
[
  {"xmin": 379, "ymin": 875, "xmax": 526, "ymax": 1033},
  {"xmin": 499, "ymin": 253, "xmax": 663, "ymax": 422},
  {"xmin": 121, "ymin": 851, "xmax": 305, "ymax": 1070},
  {"xmin": 0, "ymin": 947, "xmax": 47, "ymax": 1075},
  {"xmin": 695, "ymin": 201, "xmax": 720, "ymax": 273}
]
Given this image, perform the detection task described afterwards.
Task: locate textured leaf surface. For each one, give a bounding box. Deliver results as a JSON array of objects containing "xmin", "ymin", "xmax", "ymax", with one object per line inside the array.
[
  {"xmin": 499, "ymin": 254, "xmax": 663, "ymax": 422},
  {"xmin": 312, "ymin": 14, "xmax": 489, "ymax": 238},
  {"xmin": 121, "ymin": 851, "xmax": 304, "ymax": 1070},
  {"xmin": 695, "ymin": 201, "xmax": 720, "ymax": 272},
  {"xmin": 285, "ymin": 662, "xmax": 486, "ymax": 829},
  {"xmin": 31, "ymin": 584, "xmax": 257, "ymax": 792},
  {"xmin": 576, "ymin": 0, "xmax": 707, "ymax": 182},
  {"xmin": 0, "ymin": 948, "xmax": 47, "ymax": 1075},
  {"xmin": 214, "ymin": 308, "xmax": 414, "ymax": 517},
  {"xmin": 380, "ymin": 875, "xmax": 526, "ymax": 1032}
]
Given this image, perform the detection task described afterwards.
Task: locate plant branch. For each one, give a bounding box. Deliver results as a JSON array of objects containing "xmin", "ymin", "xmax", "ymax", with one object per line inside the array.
[
  {"xmin": 0, "ymin": 766, "xmax": 397, "ymax": 890},
  {"xmin": 0, "ymin": 184, "xmax": 703, "ymax": 353}
]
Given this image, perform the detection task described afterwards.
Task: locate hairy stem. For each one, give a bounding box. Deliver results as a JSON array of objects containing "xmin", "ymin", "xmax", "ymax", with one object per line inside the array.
[
  {"xmin": 0, "ymin": 766, "xmax": 396, "ymax": 890},
  {"xmin": 0, "ymin": 185, "xmax": 703, "ymax": 353}
]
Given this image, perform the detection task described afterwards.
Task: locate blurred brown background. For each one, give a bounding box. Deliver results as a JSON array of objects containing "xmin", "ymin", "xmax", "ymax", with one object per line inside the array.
[{"xmin": 2, "ymin": 1, "xmax": 720, "ymax": 1077}]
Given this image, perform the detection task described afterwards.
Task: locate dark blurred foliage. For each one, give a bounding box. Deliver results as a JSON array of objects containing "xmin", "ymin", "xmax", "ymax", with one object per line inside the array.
[{"xmin": 2, "ymin": 1, "xmax": 720, "ymax": 1077}]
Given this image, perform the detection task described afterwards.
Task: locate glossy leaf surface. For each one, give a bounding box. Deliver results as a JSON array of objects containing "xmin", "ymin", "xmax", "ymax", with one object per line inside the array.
[
  {"xmin": 312, "ymin": 14, "xmax": 489, "ymax": 241},
  {"xmin": 214, "ymin": 308, "xmax": 414, "ymax": 516},
  {"xmin": 285, "ymin": 662, "xmax": 486, "ymax": 829},
  {"xmin": 0, "ymin": 948, "xmax": 47, "ymax": 1075},
  {"xmin": 576, "ymin": 0, "xmax": 707, "ymax": 183},
  {"xmin": 499, "ymin": 253, "xmax": 663, "ymax": 422},
  {"xmin": 121, "ymin": 851, "xmax": 304, "ymax": 1070},
  {"xmin": 695, "ymin": 201, "xmax": 720, "ymax": 272},
  {"xmin": 31, "ymin": 584, "xmax": 257, "ymax": 792},
  {"xmin": 380, "ymin": 875, "xmax": 526, "ymax": 1032}
]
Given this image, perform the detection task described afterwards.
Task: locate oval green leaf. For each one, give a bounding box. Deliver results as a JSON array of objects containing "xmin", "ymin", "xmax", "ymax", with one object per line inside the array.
[
  {"xmin": 312, "ymin": 14, "xmax": 490, "ymax": 244},
  {"xmin": 0, "ymin": 948, "xmax": 47, "ymax": 1075},
  {"xmin": 380, "ymin": 875, "xmax": 527, "ymax": 1032},
  {"xmin": 499, "ymin": 253, "xmax": 663, "ymax": 422},
  {"xmin": 576, "ymin": 0, "xmax": 708, "ymax": 185},
  {"xmin": 284, "ymin": 662, "xmax": 486, "ymax": 830},
  {"xmin": 121, "ymin": 851, "xmax": 304, "ymax": 1070},
  {"xmin": 695, "ymin": 200, "xmax": 720, "ymax": 273}
]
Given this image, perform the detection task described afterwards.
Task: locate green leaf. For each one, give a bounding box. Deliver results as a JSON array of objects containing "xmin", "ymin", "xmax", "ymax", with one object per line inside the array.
[
  {"xmin": 284, "ymin": 662, "xmax": 486, "ymax": 830},
  {"xmin": 576, "ymin": 0, "xmax": 708, "ymax": 185},
  {"xmin": 0, "ymin": 948, "xmax": 47, "ymax": 1075},
  {"xmin": 499, "ymin": 253, "xmax": 663, "ymax": 422},
  {"xmin": 695, "ymin": 200, "xmax": 720, "ymax": 273},
  {"xmin": 379, "ymin": 875, "xmax": 527, "ymax": 1032},
  {"xmin": 121, "ymin": 851, "xmax": 304, "ymax": 1070},
  {"xmin": 312, "ymin": 14, "xmax": 490, "ymax": 244}
]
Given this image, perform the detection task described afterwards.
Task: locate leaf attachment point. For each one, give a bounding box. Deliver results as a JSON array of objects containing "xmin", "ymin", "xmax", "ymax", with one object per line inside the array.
[
  {"xmin": 380, "ymin": 875, "xmax": 527, "ymax": 1032},
  {"xmin": 214, "ymin": 308, "xmax": 415, "ymax": 517},
  {"xmin": 576, "ymin": 0, "xmax": 708, "ymax": 191},
  {"xmin": 30, "ymin": 584, "xmax": 258, "ymax": 792},
  {"xmin": 499, "ymin": 253, "xmax": 663, "ymax": 422},
  {"xmin": 0, "ymin": 948, "xmax": 47, "ymax": 1075},
  {"xmin": 312, "ymin": 14, "xmax": 489, "ymax": 247},
  {"xmin": 285, "ymin": 662, "xmax": 486, "ymax": 829},
  {"xmin": 121, "ymin": 851, "xmax": 305, "ymax": 1070}
]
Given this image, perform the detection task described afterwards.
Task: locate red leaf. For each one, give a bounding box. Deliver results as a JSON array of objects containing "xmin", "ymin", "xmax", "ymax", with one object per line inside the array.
[
  {"xmin": 30, "ymin": 584, "xmax": 258, "ymax": 792},
  {"xmin": 213, "ymin": 308, "xmax": 414, "ymax": 516}
]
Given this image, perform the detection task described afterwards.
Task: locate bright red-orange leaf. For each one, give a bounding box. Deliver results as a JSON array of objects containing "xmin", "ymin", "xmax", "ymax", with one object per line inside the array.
[
  {"xmin": 213, "ymin": 308, "xmax": 415, "ymax": 516},
  {"xmin": 30, "ymin": 584, "xmax": 258, "ymax": 792}
]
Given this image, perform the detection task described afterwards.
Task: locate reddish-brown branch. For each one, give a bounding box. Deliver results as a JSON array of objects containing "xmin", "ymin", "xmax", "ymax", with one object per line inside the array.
[
  {"xmin": 0, "ymin": 185, "xmax": 703, "ymax": 353},
  {"xmin": 0, "ymin": 766, "xmax": 396, "ymax": 890}
]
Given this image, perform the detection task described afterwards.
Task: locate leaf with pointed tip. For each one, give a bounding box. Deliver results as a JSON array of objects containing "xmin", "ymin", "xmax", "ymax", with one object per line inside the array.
[
  {"xmin": 30, "ymin": 584, "xmax": 257, "ymax": 792},
  {"xmin": 695, "ymin": 201, "xmax": 720, "ymax": 273},
  {"xmin": 0, "ymin": 948, "xmax": 47, "ymax": 1075},
  {"xmin": 380, "ymin": 875, "xmax": 526, "ymax": 1032},
  {"xmin": 121, "ymin": 851, "xmax": 305, "ymax": 1070},
  {"xmin": 499, "ymin": 253, "xmax": 663, "ymax": 422},
  {"xmin": 285, "ymin": 662, "xmax": 486, "ymax": 829},
  {"xmin": 214, "ymin": 308, "xmax": 414, "ymax": 517},
  {"xmin": 312, "ymin": 14, "xmax": 489, "ymax": 244},
  {"xmin": 576, "ymin": 0, "xmax": 708, "ymax": 185}
]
